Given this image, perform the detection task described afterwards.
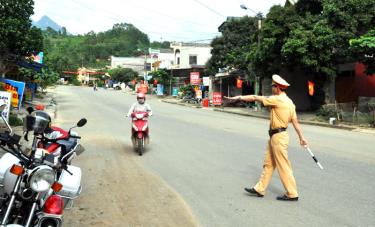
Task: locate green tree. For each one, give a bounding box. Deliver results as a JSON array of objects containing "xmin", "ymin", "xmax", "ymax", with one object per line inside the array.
[
  {"xmin": 250, "ymin": 5, "xmax": 300, "ymax": 78},
  {"xmin": 108, "ymin": 67, "xmax": 138, "ymax": 82},
  {"xmin": 150, "ymin": 69, "xmax": 172, "ymax": 86},
  {"xmin": 33, "ymin": 68, "xmax": 59, "ymax": 92},
  {"xmin": 0, "ymin": 0, "xmax": 43, "ymax": 76},
  {"xmin": 43, "ymin": 22, "xmax": 151, "ymax": 74},
  {"xmin": 350, "ymin": 29, "xmax": 375, "ymax": 74},
  {"xmin": 323, "ymin": 0, "xmax": 375, "ymax": 63},
  {"xmin": 150, "ymin": 41, "xmax": 171, "ymax": 49},
  {"xmin": 207, "ymin": 16, "xmax": 258, "ymax": 76}
]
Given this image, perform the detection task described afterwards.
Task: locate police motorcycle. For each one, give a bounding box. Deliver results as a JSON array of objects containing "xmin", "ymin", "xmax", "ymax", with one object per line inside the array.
[
  {"xmin": 0, "ymin": 105, "xmax": 86, "ymax": 227},
  {"xmin": 23, "ymin": 108, "xmax": 87, "ymax": 211}
]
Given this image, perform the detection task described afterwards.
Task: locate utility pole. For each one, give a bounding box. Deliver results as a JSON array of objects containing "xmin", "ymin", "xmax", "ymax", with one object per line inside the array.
[{"xmin": 241, "ymin": 4, "xmax": 263, "ymax": 111}]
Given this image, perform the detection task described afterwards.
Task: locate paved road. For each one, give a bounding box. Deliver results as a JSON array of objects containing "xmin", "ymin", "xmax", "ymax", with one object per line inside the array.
[{"xmin": 55, "ymin": 86, "xmax": 375, "ymax": 227}]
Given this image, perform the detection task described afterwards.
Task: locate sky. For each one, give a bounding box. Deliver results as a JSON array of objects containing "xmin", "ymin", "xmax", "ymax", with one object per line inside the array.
[{"xmin": 31, "ymin": 0, "xmax": 288, "ymax": 42}]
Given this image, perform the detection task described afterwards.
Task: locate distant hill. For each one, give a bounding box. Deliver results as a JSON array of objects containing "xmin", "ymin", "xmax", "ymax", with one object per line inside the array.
[{"xmin": 33, "ymin": 15, "xmax": 65, "ymax": 32}]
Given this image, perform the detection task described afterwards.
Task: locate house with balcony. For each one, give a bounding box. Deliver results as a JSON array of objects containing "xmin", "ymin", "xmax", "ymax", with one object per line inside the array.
[{"xmin": 167, "ymin": 42, "xmax": 212, "ymax": 86}]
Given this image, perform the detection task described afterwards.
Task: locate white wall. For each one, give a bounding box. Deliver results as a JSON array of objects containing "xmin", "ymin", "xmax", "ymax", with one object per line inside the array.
[
  {"xmin": 170, "ymin": 43, "xmax": 212, "ymax": 69},
  {"xmin": 110, "ymin": 56, "xmax": 145, "ymax": 75}
]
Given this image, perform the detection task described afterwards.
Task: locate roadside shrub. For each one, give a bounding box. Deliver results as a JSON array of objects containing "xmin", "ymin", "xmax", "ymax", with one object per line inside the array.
[
  {"xmin": 71, "ymin": 78, "xmax": 81, "ymax": 86},
  {"xmin": 97, "ymin": 80, "xmax": 105, "ymax": 87},
  {"xmin": 316, "ymin": 105, "xmax": 339, "ymax": 119},
  {"xmin": 178, "ymin": 85, "xmax": 194, "ymax": 96},
  {"xmin": 9, "ymin": 114, "xmax": 23, "ymax": 126}
]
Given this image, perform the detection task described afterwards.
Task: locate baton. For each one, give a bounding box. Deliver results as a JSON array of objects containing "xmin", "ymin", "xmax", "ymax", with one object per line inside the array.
[{"xmin": 304, "ymin": 146, "xmax": 324, "ymax": 170}]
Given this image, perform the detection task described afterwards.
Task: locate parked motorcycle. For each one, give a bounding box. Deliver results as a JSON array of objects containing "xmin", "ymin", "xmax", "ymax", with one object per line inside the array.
[
  {"xmin": 0, "ymin": 105, "xmax": 86, "ymax": 227},
  {"xmin": 130, "ymin": 112, "xmax": 149, "ymax": 156}
]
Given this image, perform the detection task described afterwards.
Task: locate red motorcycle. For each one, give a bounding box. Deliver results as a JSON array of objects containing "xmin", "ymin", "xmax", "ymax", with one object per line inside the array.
[{"xmin": 130, "ymin": 112, "xmax": 149, "ymax": 156}]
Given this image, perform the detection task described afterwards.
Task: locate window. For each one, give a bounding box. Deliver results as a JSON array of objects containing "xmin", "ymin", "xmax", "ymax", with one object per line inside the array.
[{"xmin": 189, "ymin": 55, "xmax": 197, "ymax": 65}]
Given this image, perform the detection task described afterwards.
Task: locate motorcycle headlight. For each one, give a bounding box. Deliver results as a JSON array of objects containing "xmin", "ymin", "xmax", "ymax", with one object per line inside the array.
[{"xmin": 29, "ymin": 166, "xmax": 55, "ymax": 192}]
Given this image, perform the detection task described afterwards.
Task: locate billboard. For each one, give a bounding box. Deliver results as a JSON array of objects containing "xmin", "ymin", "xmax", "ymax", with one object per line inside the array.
[
  {"xmin": 0, "ymin": 79, "xmax": 26, "ymax": 109},
  {"xmin": 0, "ymin": 91, "xmax": 12, "ymax": 121}
]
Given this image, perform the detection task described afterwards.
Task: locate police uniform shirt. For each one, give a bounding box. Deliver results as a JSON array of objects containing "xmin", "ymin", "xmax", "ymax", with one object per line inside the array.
[{"xmin": 262, "ymin": 93, "xmax": 297, "ymax": 130}]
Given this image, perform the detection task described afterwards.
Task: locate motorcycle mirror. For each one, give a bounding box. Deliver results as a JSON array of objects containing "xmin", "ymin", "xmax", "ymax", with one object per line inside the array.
[
  {"xmin": 77, "ymin": 118, "xmax": 87, "ymax": 127},
  {"xmin": 26, "ymin": 106, "xmax": 34, "ymax": 114}
]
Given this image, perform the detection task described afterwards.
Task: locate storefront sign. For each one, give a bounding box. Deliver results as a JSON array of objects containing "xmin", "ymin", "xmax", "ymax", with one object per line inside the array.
[
  {"xmin": 190, "ymin": 72, "xmax": 200, "ymax": 85},
  {"xmin": 0, "ymin": 91, "xmax": 12, "ymax": 121},
  {"xmin": 203, "ymin": 77, "xmax": 210, "ymax": 86},
  {"xmin": 213, "ymin": 92, "xmax": 222, "ymax": 106}
]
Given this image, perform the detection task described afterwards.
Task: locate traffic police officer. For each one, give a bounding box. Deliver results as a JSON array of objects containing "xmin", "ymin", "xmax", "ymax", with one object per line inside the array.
[{"xmin": 225, "ymin": 74, "xmax": 308, "ymax": 201}]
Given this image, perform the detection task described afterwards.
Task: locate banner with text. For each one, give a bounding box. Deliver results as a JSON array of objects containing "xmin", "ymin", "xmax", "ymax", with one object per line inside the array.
[
  {"xmin": 212, "ymin": 92, "xmax": 222, "ymax": 106},
  {"xmin": 190, "ymin": 72, "xmax": 200, "ymax": 85}
]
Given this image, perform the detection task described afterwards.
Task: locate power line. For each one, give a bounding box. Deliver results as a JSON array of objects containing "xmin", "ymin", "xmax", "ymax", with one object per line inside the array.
[{"xmin": 191, "ymin": 0, "xmax": 226, "ymax": 18}]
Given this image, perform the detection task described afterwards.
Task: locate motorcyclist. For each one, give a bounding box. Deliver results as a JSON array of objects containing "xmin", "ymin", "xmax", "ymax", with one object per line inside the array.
[{"xmin": 126, "ymin": 93, "xmax": 153, "ymax": 117}]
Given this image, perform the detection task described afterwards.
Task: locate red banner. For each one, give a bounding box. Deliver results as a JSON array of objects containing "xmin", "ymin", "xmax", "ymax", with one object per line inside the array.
[
  {"xmin": 190, "ymin": 72, "xmax": 200, "ymax": 85},
  {"xmin": 213, "ymin": 92, "xmax": 222, "ymax": 106}
]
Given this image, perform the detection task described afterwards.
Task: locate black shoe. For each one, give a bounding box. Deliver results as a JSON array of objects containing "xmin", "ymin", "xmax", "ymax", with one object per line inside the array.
[
  {"xmin": 276, "ymin": 195, "xmax": 298, "ymax": 201},
  {"xmin": 244, "ymin": 188, "xmax": 264, "ymax": 197}
]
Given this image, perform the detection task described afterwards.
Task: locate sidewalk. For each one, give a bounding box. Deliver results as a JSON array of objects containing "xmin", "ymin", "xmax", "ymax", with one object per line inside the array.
[{"xmin": 160, "ymin": 97, "xmax": 375, "ymax": 134}]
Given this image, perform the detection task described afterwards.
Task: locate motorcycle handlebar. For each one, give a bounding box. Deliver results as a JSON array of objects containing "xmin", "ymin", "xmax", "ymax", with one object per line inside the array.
[{"xmin": 0, "ymin": 133, "xmax": 31, "ymax": 165}]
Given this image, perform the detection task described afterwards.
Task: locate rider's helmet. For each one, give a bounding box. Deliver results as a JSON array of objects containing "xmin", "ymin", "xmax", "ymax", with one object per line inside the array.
[
  {"xmin": 31, "ymin": 111, "xmax": 52, "ymax": 134},
  {"xmin": 137, "ymin": 93, "xmax": 146, "ymax": 104}
]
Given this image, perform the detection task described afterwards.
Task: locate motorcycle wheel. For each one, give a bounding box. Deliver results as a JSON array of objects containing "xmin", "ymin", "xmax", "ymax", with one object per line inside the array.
[{"xmin": 137, "ymin": 138, "xmax": 144, "ymax": 156}]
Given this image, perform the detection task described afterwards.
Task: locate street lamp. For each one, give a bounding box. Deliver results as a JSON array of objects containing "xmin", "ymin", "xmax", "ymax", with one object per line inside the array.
[{"xmin": 240, "ymin": 4, "xmax": 263, "ymax": 111}]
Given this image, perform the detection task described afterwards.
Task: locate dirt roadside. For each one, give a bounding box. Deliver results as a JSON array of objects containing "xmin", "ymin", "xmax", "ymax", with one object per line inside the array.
[
  {"xmin": 0, "ymin": 97, "xmax": 199, "ymax": 226},
  {"xmin": 0, "ymin": 129, "xmax": 199, "ymax": 226},
  {"xmin": 54, "ymin": 113, "xmax": 200, "ymax": 227}
]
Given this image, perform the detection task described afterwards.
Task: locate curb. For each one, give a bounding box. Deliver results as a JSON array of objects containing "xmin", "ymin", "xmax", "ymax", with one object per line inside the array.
[{"xmin": 161, "ymin": 99, "xmax": 368, "ymax": 132}]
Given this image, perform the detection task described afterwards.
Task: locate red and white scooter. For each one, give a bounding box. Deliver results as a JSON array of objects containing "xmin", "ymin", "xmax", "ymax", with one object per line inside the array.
[{"xmin": 130, "ymin": 112, "xmax": 149, "ymax": 156}]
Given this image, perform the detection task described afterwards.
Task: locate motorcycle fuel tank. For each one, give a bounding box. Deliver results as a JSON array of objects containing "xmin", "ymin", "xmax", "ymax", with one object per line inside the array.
[{"xmin": 0, "ymin": 153, "xmax": 20, "ymax": 195}]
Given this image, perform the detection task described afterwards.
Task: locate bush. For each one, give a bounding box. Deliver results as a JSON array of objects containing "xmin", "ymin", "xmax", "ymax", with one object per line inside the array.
[
  {"xmin": 70, "ymin": 78, "xmax": 81, "ymax": 86},
  {"xmin": 9, "ymin": 114, "xmax": 23, "ymax": 126},
  {"xmin": 316, "ymin": 105, "xmax": 339, "ymax": 120}
]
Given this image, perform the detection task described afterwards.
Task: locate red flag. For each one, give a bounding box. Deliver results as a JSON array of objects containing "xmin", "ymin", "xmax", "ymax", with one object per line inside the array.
[
  {"xmin": 236, "ymin": 78, "xmax": 243, "ymax": 88},
  {"xmin": 308, "ymin": 81, "xmax": 315, "ymax": 96}
]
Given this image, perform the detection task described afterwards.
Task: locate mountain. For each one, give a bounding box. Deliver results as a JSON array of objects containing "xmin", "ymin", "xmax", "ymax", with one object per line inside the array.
[{"xmin": 33, "ymin": 15, "xmax": 63, "ymax": 32}]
